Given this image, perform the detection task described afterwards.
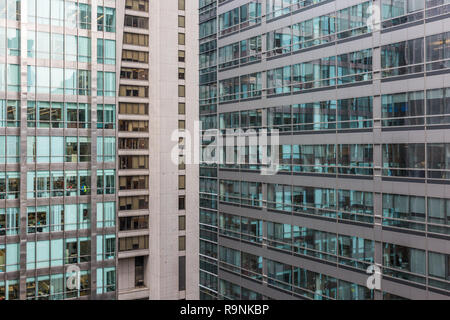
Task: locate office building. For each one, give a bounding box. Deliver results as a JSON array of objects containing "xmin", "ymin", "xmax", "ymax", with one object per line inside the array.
[
  {"xmin": 198, "ymin": 0, "xmax": 450, "ymax": 300},
  {"xmin": 117, "ymin": 0, "xmax": 199, "ymax": 300},
  {"xmin": 0, "ymin": 0, "xmax": 117, "ymax": 300}
]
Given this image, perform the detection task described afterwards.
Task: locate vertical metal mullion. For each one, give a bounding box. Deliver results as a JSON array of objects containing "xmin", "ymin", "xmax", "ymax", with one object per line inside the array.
[{"xmin": 18, "ymin": 0, "xmax": 29, "ymax": 301}]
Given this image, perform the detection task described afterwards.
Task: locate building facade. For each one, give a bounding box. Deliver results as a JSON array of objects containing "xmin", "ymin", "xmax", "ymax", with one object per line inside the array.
[
  {"xmin": 0, "ymin": 0, "xmax": 198, "ymax": 300},
  {"xmin": 0, "ymin": 0, "xmax": 117, "ymax": 300},
  {"xmin": 199, "ymin": 0, "xmax": 450, "ymax": 300},
  {"xmin": 117, "ymin": 0, "xmax": 199, "ymax": 300}
]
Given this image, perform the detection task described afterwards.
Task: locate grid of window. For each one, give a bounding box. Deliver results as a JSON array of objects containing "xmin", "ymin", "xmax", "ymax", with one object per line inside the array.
[
  {"xmin": 0, "ymin": 0, "xmax": 118, "ymax": 300},
  {"xmin": 199, "ymin": 0, "xmax": 450, "ymax": 301}
]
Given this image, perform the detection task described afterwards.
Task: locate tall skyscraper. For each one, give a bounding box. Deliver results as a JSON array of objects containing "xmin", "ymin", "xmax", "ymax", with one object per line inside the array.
[
  {"xmin": 0, "ymin": 0, "xmax": 198, "ymax": 300},
  {"xmin": 117, "ymin": 0, "xmax": 199, "ymax": 300},
  {"xmin": 198, "ymin": 0, "xmax": 450, "ymax": 300},
  {"xmin": 0, "ymin": 0, "xmax": 117, "ymax": 300}
]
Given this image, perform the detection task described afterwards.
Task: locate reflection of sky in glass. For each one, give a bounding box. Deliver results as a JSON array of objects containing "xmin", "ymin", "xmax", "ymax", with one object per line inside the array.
[{"xmin": 0, "ymin": 1, "xmax": 19, "ymax": 20}]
